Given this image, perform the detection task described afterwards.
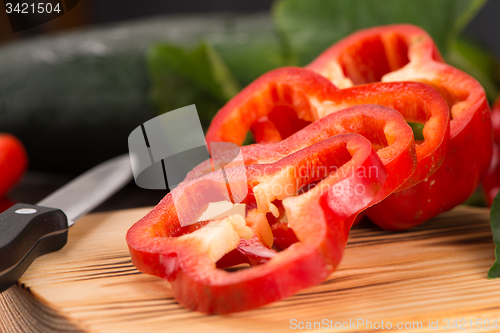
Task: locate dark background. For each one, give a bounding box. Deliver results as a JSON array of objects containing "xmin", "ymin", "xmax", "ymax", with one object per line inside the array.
[
  {"xmin": 0, "ymin": 0, "xmax": 275, "ymax": 211},
  {"xmin": 1, "ymin": 0, "xmax": 498, "ymax": 55},
  {"xmin": 0, "ymin": 0, "xmax": 274, "ymax": 44}
]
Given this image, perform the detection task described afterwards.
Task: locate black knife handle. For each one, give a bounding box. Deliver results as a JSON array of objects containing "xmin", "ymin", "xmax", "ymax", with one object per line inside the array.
[{"xmin": 0, "ymin": 203, "xmax": 68, "ymax": 293}]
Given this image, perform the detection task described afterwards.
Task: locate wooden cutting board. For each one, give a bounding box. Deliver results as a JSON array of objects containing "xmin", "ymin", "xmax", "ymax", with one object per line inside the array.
[{"xmin": 1, "ymin": 205, "xmax": 499, "ymax": 333}]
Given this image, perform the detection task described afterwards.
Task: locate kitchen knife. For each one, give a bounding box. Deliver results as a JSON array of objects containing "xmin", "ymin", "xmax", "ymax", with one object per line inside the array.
[{"xmin": 0, "ymin": 154, "xmax": 133, "ymax": 293}]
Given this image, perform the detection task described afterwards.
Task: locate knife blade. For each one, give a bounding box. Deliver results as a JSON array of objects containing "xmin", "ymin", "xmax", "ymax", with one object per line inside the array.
[{"xmin": 0, "ymin": 154, "xmax": 133, "ymax": 293}]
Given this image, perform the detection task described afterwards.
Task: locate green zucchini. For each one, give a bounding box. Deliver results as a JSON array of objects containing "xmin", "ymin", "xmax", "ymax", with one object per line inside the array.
[{"xmin": 0, "ymin": 14, "xmax": 279, "ymax": 173}]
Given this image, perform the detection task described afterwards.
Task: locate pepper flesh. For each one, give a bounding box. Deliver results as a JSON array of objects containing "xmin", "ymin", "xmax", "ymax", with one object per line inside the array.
[
  {"xmin": 197, "ymin": 103, "xmax": 416, "ymax": 200},
  {"xmin": 127, "ymin": 133, "xmax": 387, "ymax": 313},
  {"xmin": 192, "ymin": 103, "xmax": 417, "ymax": 264},
  {"xmin": 206, "ymin": 67, "xmax": 449, "ymax": 193},
  {"xmin": 307, "ymin": 24, "xmax": 492, "ymax": 229}
]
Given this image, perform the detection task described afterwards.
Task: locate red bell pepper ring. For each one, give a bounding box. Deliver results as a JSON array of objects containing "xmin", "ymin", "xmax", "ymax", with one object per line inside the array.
[
  {"xmin": 199, "ymin": 103, "xmax": 417, "ymax": 200},
  {"xmin": 307, "ymin": 24, "xmax": 492, "ymax": 229},
  {"xmin": 206, "ymin": 67, "xmax": 331, "ymax": 145},
  {"xmin": 307, "ymin": 24, "xmax": 444, "ymax": 87},
  {"xmin": 206, "ymin": 67, "xmax": 449, "ymax": 192},
  {"xmin": 191, "ymin": 103, "xmax": 417, "ymax": 266},
  {"xmin": 482, "ymin": 96, "xmax": 500, "ymax": 206},
  {"xmin": 127, "ymin": 133, "xmax": 387, "ymax": 313}
]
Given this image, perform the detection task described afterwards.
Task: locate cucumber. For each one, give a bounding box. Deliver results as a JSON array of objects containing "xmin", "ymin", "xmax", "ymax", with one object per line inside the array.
[{"xmin": 0, "ymin": 14, "xmax": 277, "ymax": 173}]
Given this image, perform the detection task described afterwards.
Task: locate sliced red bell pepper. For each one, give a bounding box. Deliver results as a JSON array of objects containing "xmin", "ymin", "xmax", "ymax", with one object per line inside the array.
[
  {"xmin": 127, "ymin": 23, "xmax": 492, "ymax": 315},
  {"xmin": 306, "ymin": 24, "xmax": 491, "ymax": 229},
  {"xmin": 482, "ymin": 95, "xmax": 500, "ymax": 206},
  {"xmin": 206, "ymin": 67, "xmax": 333, "ymax": 145},
  {"xmin": 206, "ymin": 66, "xmax": 449, "ymax": 193},
  {"xmin": 307, "ymin": 24, "xmax": 444, "ymax": 87},
  {"xmin": 127, "ymin": 133, "xmax": 387, "ymax": 313},
  {"xmin": 191, "ymin": 102, "xmax": 418, "ymax": 266},
  {"xmin": 202, "ymin": 102, "xmax": 417, "ymax": 198}
]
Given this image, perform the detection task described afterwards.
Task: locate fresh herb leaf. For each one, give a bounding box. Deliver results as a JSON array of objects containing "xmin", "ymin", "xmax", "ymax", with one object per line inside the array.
[
  {"xmin": 273, "ymin": 0, "xmax": 487, "ymax": 66},
  {"xmin": 447, "ymin": 38, "xmax": 499, "ymax": 102},
  {"xmin": 488, "ymin": 191, "xmax": 500, "ymax": 278},
  {"xmin": 208, "ymin": 15, "xmax": 288, "ymax": 86},
  {"xmin": 149, "ymin": 41, "xmax": 239, "ymax": 103}
]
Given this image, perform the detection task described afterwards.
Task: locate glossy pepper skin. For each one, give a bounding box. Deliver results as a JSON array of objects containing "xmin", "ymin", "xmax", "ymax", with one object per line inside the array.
[
  {"xmin": 482, "ymin": 96, "xmax": 500, "ymax": 206},
  {"xmin": 206, "ymin": 66, "xmax": 451, "ymax": 230},
  {"xmin": 195, "ymin": 104, "xmax": 417, "ymax": 253},
  {"xmin": 307, "ymin": 24, "xmax": 491, "ymax": 229},
  {"xmin": 196, "ymin": 104, "xmax": 416, "ymax": 197},
  {"xmin": 127, "ymin": 133, "xmax": 387, "ymax": 313},
  {"xmin": 0, "ymin": 133, "xmax": 28, "ymax": 197}
]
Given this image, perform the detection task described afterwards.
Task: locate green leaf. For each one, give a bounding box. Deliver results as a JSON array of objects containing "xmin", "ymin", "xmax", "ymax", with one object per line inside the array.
[
  {"xmin": 462, "ymin": 189, "xmax": 486, "ymax": 207},
  {"xmin": 214, "ymin": 36, "xmax": 287, "ymax": 87},
  {"xmin": 446, "ymin": 38, "xmax": 500, "ymax": 102},
  {"xmin": 407, "ymin": 122, "xmax": 425, "ymax": 141},
  {"xmin": 488, "ymin": 191, "xmax": 500, "ymax": 278},
  {"xmin": 149, "ymin": 41, "xmax": 240, "ymax": 102},
  {"xmin": 147, "ymin": 41, "xmax": 240, "ymax": 130},
  {"xmin": 273, "ymin": 0, "xmax": 487, "ymax": 66},
  {"xmin": 208, "ymin": 15, "xmax": 288, "ymax": 86}
]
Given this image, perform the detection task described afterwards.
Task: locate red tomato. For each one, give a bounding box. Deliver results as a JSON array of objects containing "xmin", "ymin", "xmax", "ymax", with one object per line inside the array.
[{"xmin": 0, "ymin": 134, "xmax": 28, "ymax": 196}]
